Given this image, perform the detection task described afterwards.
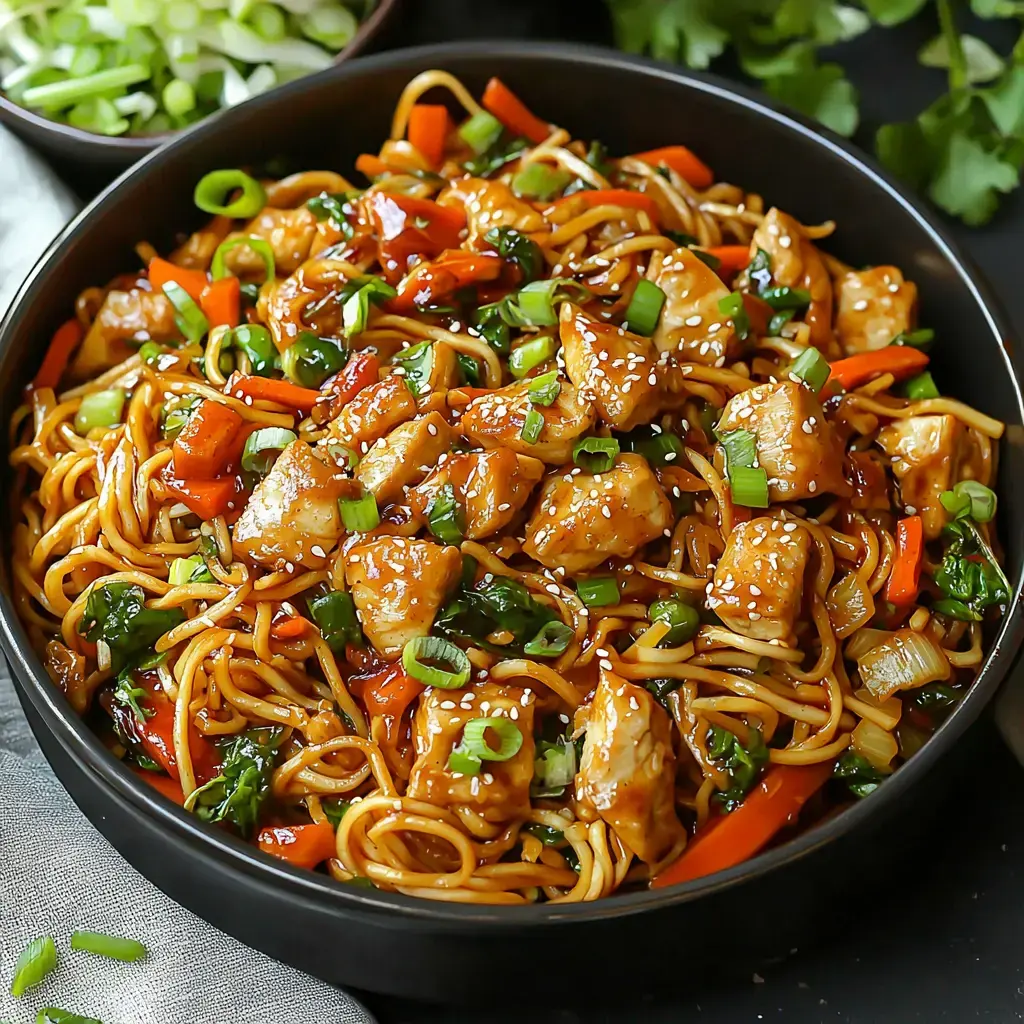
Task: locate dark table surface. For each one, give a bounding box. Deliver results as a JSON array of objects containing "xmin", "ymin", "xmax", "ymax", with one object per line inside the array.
[{"xmin": 358, "ymin": 3, "xmax": 1024, "ymax": 1022}]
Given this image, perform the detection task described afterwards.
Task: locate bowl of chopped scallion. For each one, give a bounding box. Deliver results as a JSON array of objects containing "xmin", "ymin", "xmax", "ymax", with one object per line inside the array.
[{"xmin": 0, "ymin": 0, "xmax": 398, "ymax": 171}]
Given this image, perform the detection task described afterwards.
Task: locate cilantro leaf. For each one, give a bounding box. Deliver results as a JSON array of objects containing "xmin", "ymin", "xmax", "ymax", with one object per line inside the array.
[
  {"xmin": 764, "ymin": 62, "xmax": 860, "ymax": 136},
  {"xmin": 929, "ymin": 129, "xmax": 1019, "ymax": 225},
  {"xmin": 611, "ymin": 0, "xmax": 729, "ymax": 69},
  {"xmin": 919, "ymin": 33, "xmax": 1005, "ymax": 84},
  {"xmin": 863, "ymin": 0, "xmax": 930, "ymax": 25},
  {"xmin": 981, "ymin": 64, "xmax": 1024, "ymax": 137}
]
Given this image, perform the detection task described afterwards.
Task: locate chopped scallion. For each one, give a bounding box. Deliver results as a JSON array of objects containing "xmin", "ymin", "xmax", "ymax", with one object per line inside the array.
[
  {"xmin": 10, "ymin": 935, "xmax": 57, "ymax": 997},
  {"xmin": 69, "ymin": 930, "xmax": 147, "ymax": 963},
  {"xmin": 307, "ymin": 589, "xmax": 361, "ymax": 651},
  {"xmin": 426, "ymin": 483, "xmax": 465, "ymax": 545},
  {"xmin": 624, "ymin": 279, "xmax": 666, "ymax": 337},
  {"xmin": 523, "ymin": 620, "xmax": 574, "ymax": 658},
  {"xmin": 572, "ymin": 436, "xmax": 619, "ymax": 473},
  {"xmin": 511, "ymin": 162, "xmax": 572, "ymax": 200},
  {"xmin": 939, "ymin": 480, "xmax": 997, "ymax": 523},
  {"xmin": 577, "ymin": 576, "xmax": 620, "ymax": 607},
  {"xmin": 718, "ymin": 290, "xmax": 750, "ymax": 340},
  {"xmin": 162, "ymin": 281, "xmax": 209, "ymax": 343},
  {"xmin": 22, "ymin": 63, "xmax": 149, "ymax": 109},
  {"xmin": 521, "ymin": 407, "xmax": 545, "ymax": 444},
  {"xmin": 649, "ymin": 598, "xmax": 700, "ymax": 646},
  {"xmin": 281, "ymin": 332, "xmax": 346, "ymax": 389},
  {"xmin": 168, "ymin": 554, "xmax": 214, "ymax": 587},
  {"xmin": 241, "ymin": 427, "xmax": 297, "ymax": 475},
  {"xmin": 789, "ymin": 347, "xmax": 830, "ymax": 394},
  {"xmin": 453, "ymin": 717, "xmax": 523, "ymax": 764},
  {"xmin": 229, "ymin": 324, "xmax": 277, "ymax": 376},
  {"xmin": 719, "ymin": 428, "xmax": 757, "ymax": 470},
  {"xmin": 74, "ymin": 388, "xmax": 125, "ymax": 435},
  {"xmin": 728, "ymin": 465, "xmax": 770, "ymax": 507},
  {"xmin": 211, "ymin": 236, "xmax": 276, "ymax": 283},
  {"xmin": 904, "ymin": 370, "xmax": 940, "ymax": 400},
  {"xmin": 193, "ymin": 169, "xmax": 266, "ymax": 218},
  {"xmin": 527, "ymin": 370, "xmax": 561, "ymax": 406},
  {"xmin": 339, "ymin": 492, "xmax": 379, "ymax": 533},
  {"xmin": 402, "ymin": 636, "xmax": 471, "ymax": 689},
  {"xmin": 509, "ymin": 336, "xmax": 556, "ymax": 378},
  {"xmin": 458, "ymin": 110, "xmax": 504, "ymax": 155}
]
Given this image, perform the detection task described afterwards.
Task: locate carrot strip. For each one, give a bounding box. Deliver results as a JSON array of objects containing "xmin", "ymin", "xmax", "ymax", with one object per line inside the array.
[
  {"xmin": 886, "ymin": 515, "xmax": 924, "ymax": 606},
  {"xmin": 258, "ymin": 821, "xmax": 337, "ymax": 870},
  {"xmin": 355, "ymin": 153, "xmax": 390, "ymax": 179},
  {"xmin": 482, "ymin": 77, "xmax": 551, "ymax": 144},
  {"xmin": 407, "ymin": 103, "xmax": 450, "ymax": 169},
  {"xmin": 349, "ymin": 664, "xmax": 425, "ymax": 722},
  {"xmin": 165, "ymin": 476, "xmax": 239, "ymax": 520},
  {"xmin": 652, "ymin": 761, "xmax": 835, "ymax": 888},
  {"xmin": 270, "ymin": 615, "xmax": 310, "ymax": 640},
  {"xmin": 828, "ymin": 347, "xmax": 929, "ymax": 391},
  {"xmin": 227, "ymin": 375, "xmax": 320, "ymax": 413},
  {"xmin": 148, "ymin": 256, "xmax": 209, "ymax": 303},
  {"xmin": 632, "ymin": 145, "xmax": 714, "ymax": 189},
  {"xmin": 705, "ymin": 245, "xmax": 752, "ymax": 275},
  {"xmin": 172, "ymin": 399, "xmax": 244, "ymax": 479},
  {"xmin": 34, "ymin": 318, "xmax": 83, "ymax": 391},
  {"xmin": 551, "ymin": 188, "xmax": 659, "ymax": 222},
  {"xmin": 133, "ymin": 768, "xmax": 185, "ymax": 806},
  {"xmin": 200, "ymin": 276, "xmax": 240, "ymax": 329},
  {"xmin": 392, "ymin": 251, "xmax": 503, "ymax": 312}
]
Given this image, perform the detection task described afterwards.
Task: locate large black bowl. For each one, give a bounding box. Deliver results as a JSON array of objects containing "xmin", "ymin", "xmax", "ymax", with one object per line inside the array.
[{"xmin": 2, "ymin": 42, "xmax": 1023, "ymax": 1003}]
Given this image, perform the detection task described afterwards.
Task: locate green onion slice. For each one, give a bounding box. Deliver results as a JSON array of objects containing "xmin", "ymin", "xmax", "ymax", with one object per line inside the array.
[
  {"xmin": 729, "ymin": 465, "xmax": 770, "ymax": 507},
  {"xmin": 69, "ymin": 930, "xmax": 147, "ymax": 963},
  {"xmin": 718, "ymin": 290, "xmax": 750, "ymax": 340},
  {"xmin": 307, "ymin": 590, "xmax": 361, "ymax": 652},
  {"xmin": 577, "ymin": 576, "xmax": 620, "ymax": 607},
  {"xmin": 520, "ymin": 407, "xmax": 545, "ymax": 445},
  {"xmin": 511, "ymin": 162, "xmax": 573, "ymax": 200},
  {"xmin": 448, "ymin": 747, "xmax": 483, "ymax": 775},
  {"xmin": 402, "ymin": 636, "xmax": 471, "ymax": 689},
  {"xmin": 904, "ymin": 370, "xmax": 940, "ymax": 401},
  {"xmin": 619, "ymin": 427, "xmax": 683, "ymax": 466},
  {"xmin": 35, "ymin": 1009, "xmax": 102, "ymax": 1024},
  {"xmin": 168, "ymin": 555, "xmax": 214, "ymax": 587},
  {"xmin": 74, "ymin": 388, "xmax": 125, "ymax": 435},
  {"xmin": 499, "ymin": 279, "xmax": 588, "ymax": 328},
  {"xmin": 891, "ymin": 327, "xmax": 935, "ymax": 349},
  {"xmin": 523, "ymin": 620, "xmax": 574, "ymax": 658},
  {"xmin": 759, "ymin": 285, "xmax": 811, "ymax": 311},
  {"xmin": 281, "ymin": 332, "xmax": 346, "ymax": 389},
  {"xmin": 458, "ymin": 111, "xmax": 504, "ymax": 155},
  {"xmin": 509, "ymin": 336, "xmax": 556, "ymax": 378},
  {"xmin": 624, "ymin": 279, "xmax": 666, "ymax": 337},
  {"xmin": 162, "ymin": 281, "xmax": 209, "ymax": 344},
  {"xmin": 457, "ymin": 717, "xmax": 524, "ymax": 762},
  {"xmin": 939, "ymin": 480, "xmax": 997, "ymax": 523},
  {"xmin": 394, "ymin": 341, "xmax": 434, "ymax": 396},
  {"xmin": 527, "ymin": 370, "xmax": 561, "ymax": 406},
  {"xmin": 230, "ymin": 324, "xmax": 278, "ymax": 377},
  {"xmin": 10, "ymin": 935, "xmax": 57, "ymax": 998},
  {"xmin": 194, "ymin": 169, "xmax": 266, "ymax": 218},
  {"xmin": 789, "ymin": 347, "xmax": 830, "ymax": 394},
  {"xmin": 22, "ymin": 63, "xmax": 149, "ymax": 110},
  {"xmin": 211, "ymin": 237, "xmax": 276, "ymax": 283},
  {"xmin": 242, "ymin": 427, "xmax": 297, "ymax": 475},
  {"xmin": 649, "ymin": 598, "xmax": 700, "ymax": 646},
  {"xmin": 339, "ymin": 493, "xmax": 380, "ymax": 533},
  {"xmin": 427, "ymin": 483, "xmax": 465, "ymax": 545},
  {"xmin": 719, "ymin": 428, "xmax": 757, "ymax": 470},
  {"xmin": 572, "ymin": 436, "xmax": 619, "ymax": 473}
]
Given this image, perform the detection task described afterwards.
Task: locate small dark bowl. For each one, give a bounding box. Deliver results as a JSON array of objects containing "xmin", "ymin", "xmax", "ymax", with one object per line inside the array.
[
  {"xmin": 2, "ymin": 42, "xmax": 1023, "ymax": 1003},
  {"xmin": 0, "ymin": 0, "xmax": 399, "ymax": 183}
]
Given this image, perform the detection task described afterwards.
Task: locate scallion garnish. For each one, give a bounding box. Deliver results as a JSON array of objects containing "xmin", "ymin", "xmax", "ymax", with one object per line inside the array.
[
  {"xmin": 427, "ymin": 483, "xmax": 465, "ymax": 545},
  {"xmin": 572, "ymin": 436, "xmax": 620, "ymax": 473},
  {"xmin": 168, "ymin": 554, "xmax": 214, "ymax": 587},
  {"xmin": 577, "ymin": 576, "xmax": 620, "ymax": 607},
  {"xmin": 891, "ymin": 327, "xmax": 935, "ymax": 349},
  {"xmin": 624, "ymin": 279, "xmax": 666, "ymax": 337},
  {"xmin": 194, "ymin": 169, "xmax": 267, "ymax": 218},
  {"xmin": 498, "ymin": 278, "xmax": 588, "ymax": 328},
  {"xmin": 484, "ymin": 226, "xmax": 542, "ymax": 282},
  {"xmin": 718, "ymin": 291, "xmax": 750, "ymax": 340},
  {"xmin": 458, "ymin": 110, "xmax": 504, "ymax": 155},
  {"xmin": 449, "ymin": 718, "xmax": 524, "ymax": 773},
  {"xmin": 162, "ymin": 281, "xmax": 209, "ymax": 344},
  {"xmin": 229, "ymin": 324, "xmax": 278, "ymax": 377},
  {"xmin": 307, "ymin": 589, "xmax": 361, "ymax": 651},
  {"xmin": 74, "ymin": 388, "xmax": 125, "ymax": 435},
  {"xmin": 939, "ymin": 480, "xmax": 997, "ymax": 523},
  {"xmin": 789, "ymin": 346, "xmax": 830, "ymax": 394},
  {"xmin": 530, "ymin": 737, "xmax": 577, "ymax": 797},
  {"xmin": 9, "ymin": 935, "xmax": 57, "ymax": 997},
  {"xmin": 281, "ymin": 332, "xmax": 346, "ymax": 389},
  {"xmin": 527, "ymin": 370, "xmax": 561, "ymax": 406},
  {"xmin": 904, "ymin": 370, "xmax": 940, "ymax": 401},
  {"xmin": 211, "ymin": 236, "xmax": 276, "ymax": 283},
  {"xmin": 402, "ymin": 636, "xmax": 471, "ymax": 689},
  {"xmin": 69, "ymin": 930, "xmax": 147, "ymax": 963},
  {"xmin": 521, "ymin": 407, "xmax": 545, "ymax": 444},
  {"xmin": 618, "ymin": 427, "xmax": 684, "ymax": 466},
  {"xmin": 523, "ymin": 620, "xmax": 574, "ymax": 658},
  {"xmin": 511, "ymin": 162, "xmax": 573, "ymax": 200},
  {"xmin": 760, "ymin": 285, "xmax": 812, "ymax": 311},
  {"xmin": 394, "ymin": 341, "xmax": 435, "ymax": 396},
  {"xmin": 22, "ymin": 63, "xmax": 149, "ymax": 110},
  {"xmin": 649, "ymin": 598, "xmax": 701, "ymax": 646},
  {"xmin": 728, "ymin": 465, "xmax": 770, "ymax": 507},
  {"xmin": 339, "ymin": 492, "xmax": 380, "ymax": 533},
  {"xmin": 719, "ymin": 428, "xmax": 757, "ymax": 470},
  {"xmin": 509, "ymin": 337, "xmax": 557, "ymax": 378},
  {"xmin": 342, "ymin": 276, "xmax": 397, "ymax": 337},
  {"xmin": 241, "ymin": 427, "xmax": 297, "ymax": 475}
]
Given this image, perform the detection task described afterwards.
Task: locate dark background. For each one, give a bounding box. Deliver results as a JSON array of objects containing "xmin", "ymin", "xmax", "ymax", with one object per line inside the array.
[
  {"xmin": 356, "ymin": 3, "xmax": 1024, "ymax": 1022},
  {"xmin": 52, "ymin": 2, "xmax": 1024, "ymax": 1020}
]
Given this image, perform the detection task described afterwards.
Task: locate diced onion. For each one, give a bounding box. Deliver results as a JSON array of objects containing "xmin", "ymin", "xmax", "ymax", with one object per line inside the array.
[
  {"xmin": 852, "ymin": 717, "xmax": 898, "ymax": 771},
  {"xmin": 845, "ymin": 627, "xmax": 892, "ymax": 662},
  {"xmin": 857, "ymin": 628, "xmax": 951, "ymax": 701},
  {"xmin": 852, "ymin": 687, "xmax": 902, "ymax": 731},
  {"xmin": 826, "ymin": 572, "xmax": 875, "ymax": 639}
]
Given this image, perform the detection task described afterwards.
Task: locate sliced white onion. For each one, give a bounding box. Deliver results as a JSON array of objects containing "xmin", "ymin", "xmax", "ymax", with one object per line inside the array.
[
  {"xmin": 96, "ymin": 639, "xmax": 112, "ymax": 673},
  {"xmin": 853, "ymin": 687, "xmax": 902, "ymax": 731},
  {"xmin": 852, "ymin": 717, "xmax": 898, "ymax": 771},
  {"xmin": 845, "ymin": 627, "xmax": 892, "ymax": 662},
  {"xmin": 826, "ymin": 572, "xmax": 875, "ymax": 639},
  {"xmin": 857, "ymin": 628, "xmax": 951, "ymax": 702}
]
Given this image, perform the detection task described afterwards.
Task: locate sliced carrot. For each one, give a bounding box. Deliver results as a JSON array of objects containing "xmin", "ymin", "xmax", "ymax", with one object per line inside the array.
[
  {"xmin": 172, "ymin": 399, "xmax": 244, "ymax": 479},
  {"xmin": 148, "ymin": 256, "xmax": 209, "ymax": 304},
  {"xmin": 631, "ymin": 144, "xmax": 714, "ymax": 189},
  {"xmin": 258, "ymin": 820, "xmax": 337, "ymax": 870},
  {"xmin": 355, "ymin": 153, "xmax": 390, "ymax": 180},
  {"xmin": 227, "ymin": 374, "xmax": 320, "ymax": 413},
  {"xmin": 653, "ymin": 761, "xmax": 834, "ymax": 888},
  {"xmin": 828, "ymin": 346, "xmax": 929, "ymax": 391},
  {"xmin": 349, "ymin": 664, "xmax": 425, "ymax": 722},
  {"xmin": 129, "ymin": 680, "xmax": 220, "ymax": 784},
  {"xmin": 200, "ymin": 276, "xmax": 240, "ymax": 329},
  {"xmin": 392, "ymin": 250, "xmax": 504, "ymax": 312},
  {"xmin": 886, "ymin": 515, "xmax": 924, "ymax": 606},
  {"xmin": 270, "ymin": 615, "xmax": 310, "ymax": 640},
  {"xmin": 705, "ymin": 245, "xmax": 753, "ymax": 276},
  {"xmin": 133, "ymin": 768, "xmax": 185, "ymax": 806},
  {"xmin": 323, "ymin": 352, "xmax": 380, "ymax": 408},
  {"xmin": 551, "ymin": 188, "xmax": 659, "ymax": 222},
  {"xmin": 407, "ymin": 103, "xmax": 450, "ymax": 169},
  {"xmin": 165, "ymin": 475, "xmax": 240, "ymax": 520},
  {"xmin": 482, "ymin": 77, "xmax": 551, "ymax": 144},
  {"xmin": 34, "ymin": 318, "xmax": 83, "ymax": 391}
]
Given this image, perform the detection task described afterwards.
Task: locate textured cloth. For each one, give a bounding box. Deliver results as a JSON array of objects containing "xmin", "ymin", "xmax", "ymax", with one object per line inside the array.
[{"xmin": 0, "ymin": 124, "xmax": 374, "ymax": 1024}]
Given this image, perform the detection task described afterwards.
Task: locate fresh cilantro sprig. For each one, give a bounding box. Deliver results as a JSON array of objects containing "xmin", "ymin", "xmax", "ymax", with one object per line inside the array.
[{"xmin": 605, "ymin": 0, "xmax": 1024, "ymax": 224}]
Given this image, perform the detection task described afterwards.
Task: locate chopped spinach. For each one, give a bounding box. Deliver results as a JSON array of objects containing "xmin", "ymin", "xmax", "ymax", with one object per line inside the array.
[{"xmin": 708, "ymin": 724, "xmax": 769, "ymax": 810}]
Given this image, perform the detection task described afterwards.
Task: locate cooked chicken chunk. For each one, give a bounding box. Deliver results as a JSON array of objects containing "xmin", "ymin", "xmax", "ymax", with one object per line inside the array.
[
  {"xmin": 70, "ymin": 288, "xmax": 177, "ymax": 380},
  {"xmin": 876, "ymin": 414, "xmax": 963, "ymax": 539},
  {"xmin": 233, "ymin": 441, "xmax": 350, "ymax": 570},
  {"xmin": 354, "ymin": 412, "xmax": 452, "ymax": 506},
  {"xmin": 835, "ymin": 266, "xmax": 918, "ymax": 355},
  {"xmin": 716, "ymin": 380, "xmax": 850, "ymax": 502},
  {"xmin": 224, "ymin": 206, "xmax": 318, "ymax": 277},
  {"xmin": 437, "ymin": 177, "xmax": 545, "ymax": 242},
  {"xmin": 344, "ymin": 537, "xmax": 461, "ymax": 655},
  {"xmin": 410, "ymin": 448, "xmax": 545, "ymax": 539},
  {"xmin": 523, "ymin": 454, "xmax": 672, "ymax": 573},
  {"xmin": 325, "ymin": 374, "xmax": 418, "ymax": 454},
  {"xmin": 750, "ymin": 208, "xmax": 838, "ymax": 357},
  {"xmin": 706, "ymin": 517, "xmax": 811, "ymax": 642},
  {"xmin": 559, "ymin": 303, "xmax": 662, "ymax": 430},
  {"xmin": 407, "ymin": 685, "xmax": 537, "ymax": 823},
  {"xmin": 649, "ymin": 247, "xmax": 738, "ymax": 363},
  {"xmin": 459, "ymin": 377, "xmax": 596, "ymax": 464},
  {"xmin": 575, "ymin": 668, "xmax": 685, "ymax": 864}
]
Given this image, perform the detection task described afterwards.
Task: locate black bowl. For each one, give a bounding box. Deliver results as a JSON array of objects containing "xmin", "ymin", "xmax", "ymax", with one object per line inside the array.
[{"xmin": 2, "ymin": 42, "xmax": 1023, "ymax": 1002}]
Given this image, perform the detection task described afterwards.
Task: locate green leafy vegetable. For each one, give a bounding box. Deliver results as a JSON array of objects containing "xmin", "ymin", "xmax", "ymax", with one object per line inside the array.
[
  {"xmin": 707, "ymin": 724, "xmax": 769, "ymax": 810},
  {"xmin": 834, "ymin": 750, "xmax": 888, "ymax": 799},
  {"xmin": 531, "ymin": 735, "xmax": 578, "ymax": 798},
  {"xmin": 931, "ymin": 516, "xmax": 1010, "ymax": 620},
  {"xmin": 484, "ymin": 226, "xmax": 543, "ymax": 282},
  {"xmin": 307, "ymin": 589, "xmax": 361, "ymax": 652},
  {"xmin": 434, "ymin": 577, "xmax": 557, "ymax": 653}
]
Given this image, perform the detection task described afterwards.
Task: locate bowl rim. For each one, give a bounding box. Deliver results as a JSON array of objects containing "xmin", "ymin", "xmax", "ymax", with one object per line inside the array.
[
  {"xmin": 2, "ymin": 38, "xmax": 1023, "ymax": 929},
  {"xmin": 0, "ymin": 0, "xmax": 400, "ymax": 153}
]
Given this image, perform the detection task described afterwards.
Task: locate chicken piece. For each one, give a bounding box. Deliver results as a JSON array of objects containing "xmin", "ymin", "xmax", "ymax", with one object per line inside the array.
[
  {"xmin": 706, "ymin": 517, "xmax": 811, "ymax": 642},
  {"xmin": 395, "ymin": 340, "xmax": 461, "ymax": 400},
  {"xmin": 436, "ymin": 176, "xmax": 545, "ymax": 242},
  {"xmin": 750, "ymin": 208, "xmax": 838, "ymax": 357},
  {"xmin": 260, "ymin": 264, "xmax": 341, "ymax": 352},
  {"xmin": 523, "ymin": 453, "xmax": 672, "ymax": 573},
  {"xmin": 44, "ymin": 640, "xmax": 91, "ymax": 715},
  {"xmin": 407, "ymin": 684, "xmax": 537, "ymax": 824},
  {"xmin": 169, "ymin": 216, "xmax": 231, "ymax": 270},
  {"xmin": 233, "ymin": 441, "xmax": 351, "ymax": 570},
  {"xmin": 559, "ymin": 303, "xmax": 662, "ymax": 429},
  {"xmin": 716, "ymin": 380, "xmax": 850, "ymax": 502},
  {"xmin": 459, "ymin": 377, "xmax": 596, "ymax": 464},
  {"xmin": 354, "ymin": 412, "xmax": 452, "ymax": 506},
  {"xmin": 876, "ymin": 415, "xmax": 963, "ymax": 539},
  {"xmin": 223, "ymin": 206, "xmax": 318, "ymax": 277},
  {"xmin": 835, "ymin": 266, "xmax": 918, "ymax": 355},
  {"xmin": 344, "ymin": 537, "xmax": 462, "ymax": 655},
  {"xmin": 410, "ymin": 448, "xmax": 545, "ymax": 539},
  {"xmin": 649, "ymin": 246, "xmax": 739, "ymax": 363},
  {"xmin": 70, "ymin": 288, "xmax": 178, "ymax": 380},
  {"xmin": 575, "ymin": 668, "xmax": 685, "ymax": 864},
  {"xmin": 325, "ymin": 374, "xmax": 418, "ymax": 455}
]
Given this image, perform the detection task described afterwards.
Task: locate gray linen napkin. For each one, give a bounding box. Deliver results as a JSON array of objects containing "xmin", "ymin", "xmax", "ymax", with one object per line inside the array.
[{"xmin": 0, "ymin": 124, "xmax": 375, "ymax": 1024}]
